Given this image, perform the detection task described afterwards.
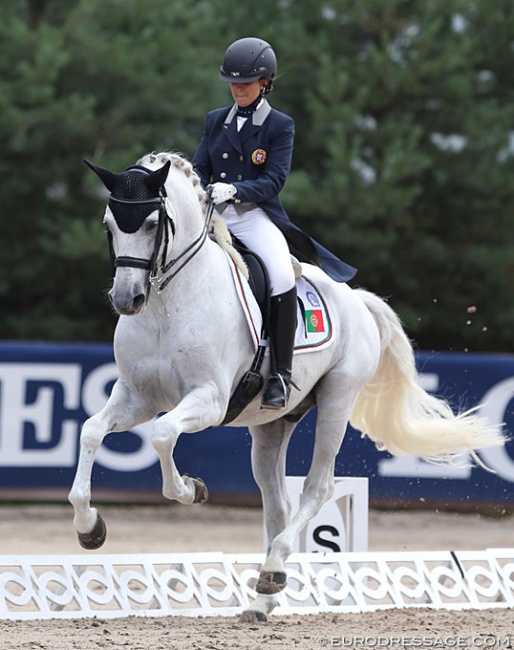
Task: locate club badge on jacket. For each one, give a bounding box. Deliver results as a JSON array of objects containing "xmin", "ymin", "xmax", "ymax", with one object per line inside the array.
[{"xmin": 252, "ymin": 149, "xmax": 267, "ymax": 165}]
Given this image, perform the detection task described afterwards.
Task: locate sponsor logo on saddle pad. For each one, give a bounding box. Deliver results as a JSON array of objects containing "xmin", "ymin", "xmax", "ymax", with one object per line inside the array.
[
  {"xmin": 306, "ymin": 291, "xmax": 320, "ymax": 307},
  {"xmin": 295, "ymin": 285, "xmax": 332, "ymax": 352}
]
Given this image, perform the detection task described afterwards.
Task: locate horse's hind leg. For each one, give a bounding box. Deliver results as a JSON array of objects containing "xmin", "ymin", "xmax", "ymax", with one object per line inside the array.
[
  {"xmin": 240, "ymin": 419, "xmax": 295, "ymax": 623},
  {"xmin": 256, "ymin": 384, "xmax": 358, "ymax": 597}
]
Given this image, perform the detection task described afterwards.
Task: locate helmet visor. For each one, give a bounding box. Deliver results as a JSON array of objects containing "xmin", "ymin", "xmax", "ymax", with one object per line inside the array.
[{"xmin": 219, "ymin": 68, "xmax": 265, "ymax": 83}]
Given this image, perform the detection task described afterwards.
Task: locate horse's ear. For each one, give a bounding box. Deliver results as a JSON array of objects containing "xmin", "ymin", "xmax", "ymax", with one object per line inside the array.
[
  {"xmin": 83, "ymin": 159, "xmax": 118, "ymax": 193},
  {"xmin": 144, "ymin": 160, "xmax": 171, "ymax": 195}
]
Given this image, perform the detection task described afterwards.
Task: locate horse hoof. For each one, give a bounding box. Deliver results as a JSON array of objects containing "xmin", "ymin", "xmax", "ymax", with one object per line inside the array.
[
  {"xmin": 256, "ymin": 570, "xmax": 287, "ymax": 594},
  {"xmin": 191, "ymin": 477, "xmax": 209, "ymax": 503},
  {"xmin": 78, "ymin": 512, "xmax": 107, "ymax": 550},
  {"xmin": 239, "ymin": 610, "xmax": 267, "ymax": 623}
]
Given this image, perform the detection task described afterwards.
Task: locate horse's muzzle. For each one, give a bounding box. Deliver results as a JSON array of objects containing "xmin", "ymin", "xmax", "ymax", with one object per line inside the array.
[{"xmin": 108, "ymin": 285, "xmax": 147, "ymax": 315}]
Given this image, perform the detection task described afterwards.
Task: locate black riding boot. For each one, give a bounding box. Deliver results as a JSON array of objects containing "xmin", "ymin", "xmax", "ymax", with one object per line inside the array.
[{"xmin": 262, "ymin": 287, "xmax": 297, "ymax": 410}]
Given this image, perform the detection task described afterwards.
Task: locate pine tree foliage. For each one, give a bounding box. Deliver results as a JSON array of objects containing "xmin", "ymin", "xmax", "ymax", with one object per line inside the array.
[{"xmin": 1, "ymin": 0, "xmax": 514, "ymax": 352}]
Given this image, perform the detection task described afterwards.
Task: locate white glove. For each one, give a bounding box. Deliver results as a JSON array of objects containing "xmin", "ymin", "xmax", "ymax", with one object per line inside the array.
[{"xmin": 207, "ymin": 182, "xmax": 237, "ymax": 205}]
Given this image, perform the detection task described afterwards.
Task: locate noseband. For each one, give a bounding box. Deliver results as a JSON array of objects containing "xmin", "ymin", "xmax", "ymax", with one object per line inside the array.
[{"xmin": 108, "ymin": 167, "xmax": 213, "ymax": 293}]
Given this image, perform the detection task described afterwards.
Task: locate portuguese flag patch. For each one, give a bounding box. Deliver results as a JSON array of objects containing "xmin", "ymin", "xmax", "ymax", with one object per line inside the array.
[{"xmin": 306, "ymin": 309, "xmax": 325, "ymax": 333}]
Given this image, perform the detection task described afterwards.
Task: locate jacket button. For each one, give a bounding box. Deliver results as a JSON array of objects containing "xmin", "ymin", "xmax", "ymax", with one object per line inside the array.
[
  {"xmin": 220, "ymin": 172, "xmax": 227, "ymax": 179},
  {"xmin": 237, "ymin": 175, "xmax": 243, "ymax": 180},
  {"xmin": 222, "ymin": 153, "xmax": 229, "ymax": 159},
  {"xmin": 239, "ymin": 155, "xmax": 243, "ymax": 161}
]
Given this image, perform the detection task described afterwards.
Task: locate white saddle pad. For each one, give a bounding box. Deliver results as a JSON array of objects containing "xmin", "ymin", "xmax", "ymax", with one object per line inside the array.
[{"xmin": 227, "ymin": 254, "xmax": 334, "ymax": 356}]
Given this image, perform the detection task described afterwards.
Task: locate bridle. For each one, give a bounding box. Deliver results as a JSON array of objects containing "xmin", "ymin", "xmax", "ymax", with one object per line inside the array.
[{"xmin": 107, "ymin": 168, "xmax": 214, "ymax": 293}]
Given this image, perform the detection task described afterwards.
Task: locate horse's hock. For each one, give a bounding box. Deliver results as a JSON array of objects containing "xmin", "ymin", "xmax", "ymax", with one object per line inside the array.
[{"xmin": 278, "ymin": 477, "xmax": 369, "ymax": 554}]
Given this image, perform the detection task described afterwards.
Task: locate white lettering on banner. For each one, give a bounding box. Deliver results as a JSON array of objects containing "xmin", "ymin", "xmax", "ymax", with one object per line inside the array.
[
  {"xmin": 379, "ymin": 372, "xmax": 514, "ymax": 481},
  {"xmin": 417, "ymin": 372, "xmax": 439, "ymax": 393},
  {"xmin": 0, "ymin": 363, "xmax": 79, "ymax": 467},
  {"xmin": 379, "ymin": 455, "xmax": 471, "ymax": 479},
  {"xmin": 0, "ymin": 359, "xmax": 512, "ymax": 483},
  {"xmin": 476, "ymin": 378, "xmax": 514, "ymax": 481},
  {"xmin": 81, "ymin": 363, "xmax": 158, "ymax": 472},
  {"xmin": 378, "ymin": 372, "xmax": 472, "ymax": 479}
]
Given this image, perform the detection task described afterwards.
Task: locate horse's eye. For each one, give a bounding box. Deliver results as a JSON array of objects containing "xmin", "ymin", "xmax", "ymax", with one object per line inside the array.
[{"xmin": 146, "ymin": 219, "xmax": 158, "ymax": 231}]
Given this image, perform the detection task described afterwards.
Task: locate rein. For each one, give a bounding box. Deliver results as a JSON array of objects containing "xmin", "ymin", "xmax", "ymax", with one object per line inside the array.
[
  {"xmin": 109, "ymin": 179, "xmax": 214, "ymax": 293},
  {"xmin": 154, "ymin": 197, "xmax": 214, "ymax": 292}
]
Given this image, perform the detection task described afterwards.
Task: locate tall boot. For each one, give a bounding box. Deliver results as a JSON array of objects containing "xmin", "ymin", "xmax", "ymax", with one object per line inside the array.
[{"xmin": 261, "ymin": 286, "xmax": 297, "ymax": 410}]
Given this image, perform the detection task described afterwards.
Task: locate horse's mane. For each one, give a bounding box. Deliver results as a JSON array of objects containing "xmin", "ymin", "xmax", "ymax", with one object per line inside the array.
[
  {"xmin": 137, "ymin": 151, "xmax": 207, "ymax": 206},
  {"xmin": 137, "ymin": 151, "xmax": 250, "ymax": 278}
]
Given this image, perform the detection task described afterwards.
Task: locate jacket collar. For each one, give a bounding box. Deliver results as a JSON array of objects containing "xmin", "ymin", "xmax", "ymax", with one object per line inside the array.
[
  {"xmin": 223, "ymin": 99, "xmax": 272, "ymax": 127},
  {"xmin": 222, "ymin": 99, "xmax": 272, "ymax": 151}
]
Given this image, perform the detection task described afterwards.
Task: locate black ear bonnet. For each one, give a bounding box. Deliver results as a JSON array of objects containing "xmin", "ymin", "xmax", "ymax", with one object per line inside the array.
[
  {"xmin": 108, "ymin": 166, "xmax": 161, "ymax": 234},
  {"xmin": 84, "ymin": 157, "xmax": 213, "ymax": 289}
]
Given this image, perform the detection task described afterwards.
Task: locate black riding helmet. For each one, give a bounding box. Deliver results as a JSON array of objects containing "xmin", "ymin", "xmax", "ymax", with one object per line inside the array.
[{"xmin": 219, "ymin": 37, "xmax": 277, "ymax": 88}]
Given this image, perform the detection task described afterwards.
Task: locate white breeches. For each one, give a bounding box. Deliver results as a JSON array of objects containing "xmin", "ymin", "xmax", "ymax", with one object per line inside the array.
[{"xmin": 219, "ymin": 205, "xmax": 295, "ymax": 296}]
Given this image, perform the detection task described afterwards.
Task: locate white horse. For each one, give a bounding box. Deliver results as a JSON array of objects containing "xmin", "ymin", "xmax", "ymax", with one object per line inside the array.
[{"xmin": 69, "ymin": 151, "xmax": 504, "ymax": 622}]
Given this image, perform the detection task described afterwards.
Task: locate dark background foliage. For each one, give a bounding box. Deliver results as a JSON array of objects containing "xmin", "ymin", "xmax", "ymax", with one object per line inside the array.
[{"xmin": 2, "ymin": 0, "xmax": 514, "ymax": 352}]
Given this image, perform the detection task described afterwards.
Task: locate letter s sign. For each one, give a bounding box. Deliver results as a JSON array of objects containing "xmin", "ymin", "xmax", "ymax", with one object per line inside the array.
[{"xmin": 313, "ymin": 525, "xmax": 341, "ymax": 552}]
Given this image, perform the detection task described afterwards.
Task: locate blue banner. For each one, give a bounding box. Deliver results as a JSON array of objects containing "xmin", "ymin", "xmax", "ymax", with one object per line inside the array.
[{"xmin": 0, "ymin": 342, "xmax": 512, "ymax": 509}]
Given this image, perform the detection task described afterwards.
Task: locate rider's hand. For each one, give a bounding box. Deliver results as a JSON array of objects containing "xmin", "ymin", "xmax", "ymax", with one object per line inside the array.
[{"xmin": 206, "ymin": 183, "xmax": 237, "ymax": 205}]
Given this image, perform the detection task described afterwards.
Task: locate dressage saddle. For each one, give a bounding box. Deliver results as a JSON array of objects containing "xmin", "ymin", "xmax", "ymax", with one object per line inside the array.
[{"xmin": 221, "ymin": 237, "xmax": 271, "ymax": 425}]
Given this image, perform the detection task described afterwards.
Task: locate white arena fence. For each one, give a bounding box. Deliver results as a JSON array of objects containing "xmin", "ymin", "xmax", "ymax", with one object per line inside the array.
[{"xmin": 0, "ymin": 549, "xmax": 512, "ymax": 620}]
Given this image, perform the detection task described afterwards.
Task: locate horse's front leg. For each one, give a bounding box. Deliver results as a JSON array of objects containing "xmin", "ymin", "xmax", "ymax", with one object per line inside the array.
[
  {"xmin": 151, "ymin": 382, "xmax": 225, "ymax": 504},
  {"xmin": 68, "ymin": 382, "xmax": 153, "ymax": 549},
  {"xmin": 68, "ymin": 410, "xmax": 111, "ymax": 549}
]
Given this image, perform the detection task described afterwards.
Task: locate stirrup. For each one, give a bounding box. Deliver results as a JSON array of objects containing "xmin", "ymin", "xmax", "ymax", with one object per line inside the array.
[{"xmin": 261, "ymin": 374, "xmax": 290, "ymax": 410}]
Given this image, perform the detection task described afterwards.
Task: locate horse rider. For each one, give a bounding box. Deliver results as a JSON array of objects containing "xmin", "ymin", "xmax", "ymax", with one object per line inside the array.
[{"xmin": 193, "ymin": 37, "xmax": 357, "ymax": 410}]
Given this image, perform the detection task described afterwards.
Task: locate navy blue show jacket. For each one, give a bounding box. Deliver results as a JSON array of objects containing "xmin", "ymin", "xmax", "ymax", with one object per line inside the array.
[{"xmin": 193, "ymin": 100, "xmax": 356, "ymax": 283}]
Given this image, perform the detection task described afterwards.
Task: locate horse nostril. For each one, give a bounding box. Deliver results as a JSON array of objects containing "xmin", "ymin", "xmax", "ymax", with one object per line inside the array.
[
  {"xmin": 108, "ymin": 288, "xmax": 146, "ymax": 315},
  {"xmin": 132, "ymin": 294, "xmax": 146, "ymax": 311}
]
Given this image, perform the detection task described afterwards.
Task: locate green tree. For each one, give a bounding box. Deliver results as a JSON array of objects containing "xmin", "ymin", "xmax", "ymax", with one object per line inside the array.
[
  {"xmin": 0, "ymin": 0, "xmax": 226, "ymax": 340},
  {"xmin": 2, "ymin": 0, "xmax": 514, "ymax": 353},
  {"xmin": 274, "ymin": 0, "xmax": 514, "ymax": 352}
]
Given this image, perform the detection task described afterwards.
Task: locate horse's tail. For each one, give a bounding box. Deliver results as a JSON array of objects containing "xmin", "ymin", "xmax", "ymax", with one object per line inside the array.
[{"xmin": 350, "ymin": 289, "xmax": 505, "ymax": 463}]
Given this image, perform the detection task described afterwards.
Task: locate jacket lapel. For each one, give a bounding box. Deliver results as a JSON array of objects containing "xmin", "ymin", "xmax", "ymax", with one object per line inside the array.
[
  {"xmin": 252, "ymin": 99, "xmax": 272, "ymax": 126},
  {"xmin": 223, "ymin": 106, "xmax": 243, "ymax": 153},
  {"xmin": 239, "ymin": 99, "xmax": 271, "ymax": 143}
]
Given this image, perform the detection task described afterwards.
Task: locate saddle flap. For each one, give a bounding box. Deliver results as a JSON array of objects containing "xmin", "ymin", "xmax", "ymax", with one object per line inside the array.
[{"xmin": 231, "ymin": 236, "xmax": 271, "ymax": 329}]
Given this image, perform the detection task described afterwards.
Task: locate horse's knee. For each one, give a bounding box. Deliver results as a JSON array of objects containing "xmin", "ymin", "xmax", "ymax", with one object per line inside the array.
[
  {"xmin": 151, "ymin": 419, "xmax": 174, "ymax": 452},
  {"xmin": 79, "ymin": 419, "xmax": 107, "ymax": 451}
]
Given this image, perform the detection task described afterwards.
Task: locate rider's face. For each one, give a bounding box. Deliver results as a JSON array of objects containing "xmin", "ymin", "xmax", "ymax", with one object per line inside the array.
[{"xmin": 230, "ymin": 79, "xmax": 266, "ymax": 107}]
